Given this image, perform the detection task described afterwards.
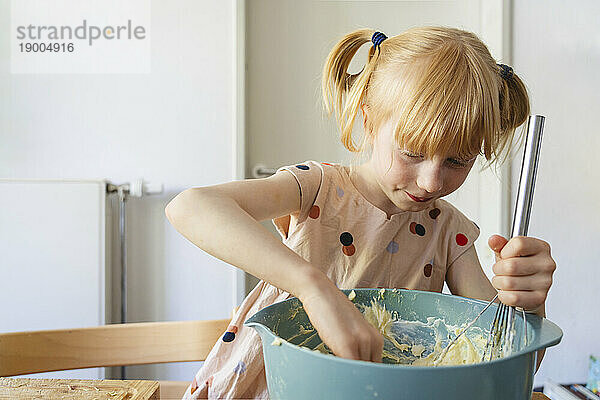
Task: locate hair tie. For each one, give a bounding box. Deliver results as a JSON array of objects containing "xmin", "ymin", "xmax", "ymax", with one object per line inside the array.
[
  {"xmin": 497, "ymin": 63, "xmax": 514, "ymax": 80},
  {"xmin": 371, "ymin": 31, "xmax": 387, "ymax": 48}
]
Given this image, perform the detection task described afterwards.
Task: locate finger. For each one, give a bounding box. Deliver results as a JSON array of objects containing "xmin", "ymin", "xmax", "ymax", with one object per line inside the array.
[
  {"xmin": 488, "ymin": 234, "xmax": 509, "ymax": 261},
  {"xmin": 491, "ymin": 255, "xmax": 548, "ymax": 276},
  {"xmin": 497, "ymin": 290, "xmax": 547, "ymax": 310},
  {"xmin": 358, "ymin": 332, "xmax": 372, "ymax": 362},
  {"xmin": 371, "ymin": 330, "xmax": 384, "ymax": 363},
  {"xmin": 332, "ymin": 338, "xmax": 359, "ymax": 361},
  {"xmin": 499, "ymin": 236, "xmax": 550, "ymax": 259},
  {"xmin": 491, "ymin": 273, "xmax": 553, "ymax": 292}
]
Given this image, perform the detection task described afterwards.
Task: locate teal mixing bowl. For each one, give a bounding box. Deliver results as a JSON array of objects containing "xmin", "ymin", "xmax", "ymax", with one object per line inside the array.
[{"xmin": 245, "ymin": 288, "xmax": 562, "ymax": 400}]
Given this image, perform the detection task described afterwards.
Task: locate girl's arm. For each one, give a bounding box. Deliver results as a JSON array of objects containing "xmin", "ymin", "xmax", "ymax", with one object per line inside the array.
[
  {"xmin": 445, "ymin": 245, "xmax": 496, "ymax": 301},
  {"xmin": 166, "ymin": 171, "xmax": 312, "ymax": 295},
  {"xmin": 165, "ymin": 171, "xmax": 384, "ymax": 362},
  {"xmin": 446, "ymin": 238, "xmax": 554, "ymax": 371}
]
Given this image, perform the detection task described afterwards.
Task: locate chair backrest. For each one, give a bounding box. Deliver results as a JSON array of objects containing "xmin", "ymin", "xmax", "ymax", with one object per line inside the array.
[{"xmin": 0, "ymin": 319, "xmax": 230, "ymax": 377}]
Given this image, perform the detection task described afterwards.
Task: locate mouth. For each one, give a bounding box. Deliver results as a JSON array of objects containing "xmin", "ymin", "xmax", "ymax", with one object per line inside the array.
[{"xmin": 406, "ymin": 192, "xmax": 433, "ymax": 203}]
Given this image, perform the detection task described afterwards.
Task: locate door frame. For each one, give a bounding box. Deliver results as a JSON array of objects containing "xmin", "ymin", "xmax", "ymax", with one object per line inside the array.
[{"xmin": 233, "ymin": 0, "xmax": 247, "ymax": 304}]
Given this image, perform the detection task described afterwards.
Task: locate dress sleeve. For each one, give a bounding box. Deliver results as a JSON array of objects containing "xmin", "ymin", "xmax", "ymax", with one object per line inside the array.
[
  {"xmin": 446, "ymin": 208, "xmax": 481, "ymax": 268},
  {"xmin": 272, "ymin": 161, "xmax": 324, "ymax": 237}
]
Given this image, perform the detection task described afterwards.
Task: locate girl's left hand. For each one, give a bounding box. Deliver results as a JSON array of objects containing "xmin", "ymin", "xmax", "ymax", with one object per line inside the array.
[{"xmin": 488, "ymin": 234, "xmax": 556, "ymax": 314}]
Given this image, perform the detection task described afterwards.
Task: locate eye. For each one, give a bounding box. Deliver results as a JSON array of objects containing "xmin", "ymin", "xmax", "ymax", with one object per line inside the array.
[
  {"xmin": 400, "ymin": 150, "xmax": 424, "ymax": 159},
  {"xmin": 445, "ymin": 158, "xmax": 470, "ymax": 169}
]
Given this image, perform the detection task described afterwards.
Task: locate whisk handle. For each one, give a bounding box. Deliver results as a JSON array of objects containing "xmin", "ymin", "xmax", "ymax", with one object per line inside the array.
[{"xmin": 511, "ymin": 115, "xmax": 545, "ymax": 238}]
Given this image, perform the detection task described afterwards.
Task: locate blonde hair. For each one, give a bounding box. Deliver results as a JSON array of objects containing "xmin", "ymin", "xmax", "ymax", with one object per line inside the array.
[{"xmin": 321, "ymin": 26, "xmax": 530, "ymax": 165}]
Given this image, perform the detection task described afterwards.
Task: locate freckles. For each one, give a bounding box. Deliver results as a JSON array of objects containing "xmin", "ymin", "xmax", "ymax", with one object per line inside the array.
[
  {"xmin": 445, "ymin": 170, "xmax": 470, "ymax": 192},
  {"xmin": 381, "ymin": 164, "xmax": 406, "ymax": 187}
]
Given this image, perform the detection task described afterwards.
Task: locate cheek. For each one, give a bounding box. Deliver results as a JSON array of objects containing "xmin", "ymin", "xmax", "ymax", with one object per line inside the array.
[
  {"xmin": 375, "ymin": 155, "xmax": 413, "ymax": 188},
  {"xmin": 443, "ymin": 169, "xmax": 471, "ymax": 193},
  {"xmin": 380, "ymin": 169, "xmax": 404, "ymax": 188}
]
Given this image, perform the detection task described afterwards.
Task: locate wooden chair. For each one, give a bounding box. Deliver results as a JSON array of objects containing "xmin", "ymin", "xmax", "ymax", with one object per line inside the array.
[
  {"xmin": 0, "ymin": 319, "xmax": 551, "ymax": 400},
  {"xmin": 0, "ymin": 318, "xmax": 230, "ymax": 399}
]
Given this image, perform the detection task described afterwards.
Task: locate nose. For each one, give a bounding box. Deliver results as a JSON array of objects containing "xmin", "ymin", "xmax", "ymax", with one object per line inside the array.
[{"xmin": 416, "ymin": 161, "xmax": 443, "ymax": 194}]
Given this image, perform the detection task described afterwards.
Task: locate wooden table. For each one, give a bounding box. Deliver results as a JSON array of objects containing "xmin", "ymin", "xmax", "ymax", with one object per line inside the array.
[
  {"xmin": 531, "ymin": 393, "xmax": 550, "ymax": 400},
  {"xmin": 532, "ymin": 393, "xmax": 550, "ymax": 400},
  {"xmin": 0, "ymin": 378, "xmax": 159, "ymax": 400},
  {"xmin": 0, "ymin": 377, "xmax": 551, "ymax": 399}
]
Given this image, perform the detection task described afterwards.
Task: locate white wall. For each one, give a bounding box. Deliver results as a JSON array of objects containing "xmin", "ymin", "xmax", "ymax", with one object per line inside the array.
[
  {"xmin": 512, "ymin": 0, "xmax": 600, "ymax": 386},
  {"xmin": 0, "ymin": 0, "xmax": 237, "ymax": 380}
]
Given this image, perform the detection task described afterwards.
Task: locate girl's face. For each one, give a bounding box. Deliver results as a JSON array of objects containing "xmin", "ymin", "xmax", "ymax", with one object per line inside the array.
[{"xmin": 369, "ymin": 119, "xmax": 477, "ymax": 212}]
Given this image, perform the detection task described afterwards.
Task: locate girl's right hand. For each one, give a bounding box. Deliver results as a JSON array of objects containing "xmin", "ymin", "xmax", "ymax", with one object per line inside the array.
[
  {"xmin": 165, "ymin": 176, "xmax": 384, "ymax": 362},
  {"xmin": 298, "ymin": 272, "xmax": 384, "ymax": 363}
]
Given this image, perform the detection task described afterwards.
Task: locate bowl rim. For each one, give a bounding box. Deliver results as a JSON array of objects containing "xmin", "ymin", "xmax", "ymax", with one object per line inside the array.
[{"xmin": 244, "ymin": 288, "xmax": 563, "ymax": 370}]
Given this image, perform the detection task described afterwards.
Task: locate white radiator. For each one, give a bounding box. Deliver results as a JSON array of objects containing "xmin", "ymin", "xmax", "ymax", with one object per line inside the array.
[{"xmin": 0, "ymin": 179, "xmax": 112, "ymax": 379}]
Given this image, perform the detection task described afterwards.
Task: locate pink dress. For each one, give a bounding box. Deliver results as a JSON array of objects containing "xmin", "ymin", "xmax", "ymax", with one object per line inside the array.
[{"xmin": 183, "ymin": 160, "xmax": 480, "ymax": 399}]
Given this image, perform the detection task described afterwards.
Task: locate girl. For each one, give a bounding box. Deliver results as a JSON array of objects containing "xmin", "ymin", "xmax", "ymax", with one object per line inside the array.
[{"xmin": 166, "ymin": 26, "xmax": 556, "ymax": 399}]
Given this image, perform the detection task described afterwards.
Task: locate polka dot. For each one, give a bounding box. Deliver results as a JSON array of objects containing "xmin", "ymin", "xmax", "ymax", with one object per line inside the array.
[
  {"xmin": 342, "ymin": 244, "xmax": 356, "ymax": 256},
  {"xmin": 409, "ymin": 222, "xmax": 417, "ymax": 234},
  {"xmin": 222, "ymin": 331, "xmax": 236, "ymax": 342},
  {"xmin": 456, "ymin": 233, "xmax": 468, "ymax": 246},
  {"xmin": 227, "ymin": 325, "xmax": 238, "ymax": 334},
  {"xmin": 336, "ymin": 187, "xmax": 344, "ymax": 197},
  {"xmin": 191, "ymin": 377, "xmax": 198, "ymax": 394},
  {"xmin": 296, "ymin": 164, "xmax": 309, "ymax": 170},
  {"xmin": 234, "ymin": 360, "xmax": 247, "ymax": 374},
  {"xmin": 386, "ymin": 241, "xmax": 399, "ymax": 254},
  {"xmin": 429, "ymin": 208, "xmax": 441, "ymax": 219},
  {"xmin": 415, "ymin": 224, "xmax": 426, "ymax": 236},
  {"xmin": 424, "ymin": 264, "xmax": 433, "ymax": 277},
  {"xmin": 309, "ymin": 205, "xmax": 320, "ymax": 219},
  {"xmin": 340, "ymin": 232, "xmax": 353, "ymax": 246}
]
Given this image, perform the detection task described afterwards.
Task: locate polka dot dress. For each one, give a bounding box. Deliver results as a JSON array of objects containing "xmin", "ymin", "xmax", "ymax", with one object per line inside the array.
[{"xmin": 182, "ymin": 160, "xmax": 480, "ymax": 399}]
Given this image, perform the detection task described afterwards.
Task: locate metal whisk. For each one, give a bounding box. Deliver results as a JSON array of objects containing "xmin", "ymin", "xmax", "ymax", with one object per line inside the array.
[{"xmin": 435, "ymin": 115, "xmax": 545, "ymax": 365}]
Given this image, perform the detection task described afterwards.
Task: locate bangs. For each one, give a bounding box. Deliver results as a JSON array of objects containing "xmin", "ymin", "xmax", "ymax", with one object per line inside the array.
[{"xmin": 386, "ymin": 45, "xmax": 499, "ymax": 160}]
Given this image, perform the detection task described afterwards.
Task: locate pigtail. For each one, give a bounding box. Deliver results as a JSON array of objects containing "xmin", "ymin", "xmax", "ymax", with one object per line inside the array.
[
  {"xmin": 321, "ymin": 29, "xmax": 383, "ymax": 152},
  {"xmin": 320, "ymin": 26, "xmax": 532, "ymax": 168},
  {"xmin": 494, "ymin": 68, "xmax": 531, "ymax": 164}
]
